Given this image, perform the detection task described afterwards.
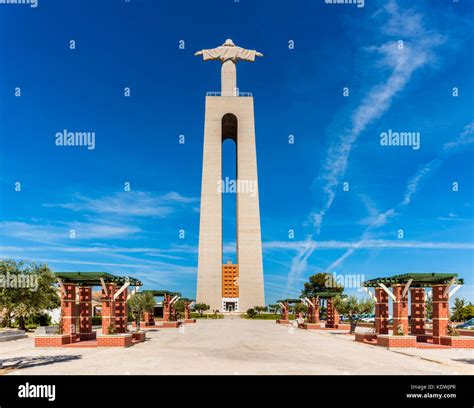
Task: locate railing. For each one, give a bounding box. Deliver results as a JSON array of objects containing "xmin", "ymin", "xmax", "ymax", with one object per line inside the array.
[{"xmin": 206, "ymin": 91, "xmax": 253, "ymax": 97}]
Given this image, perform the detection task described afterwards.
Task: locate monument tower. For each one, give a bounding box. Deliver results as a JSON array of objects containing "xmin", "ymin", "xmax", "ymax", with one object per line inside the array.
[{"xmin": 195, "ymin": 39, "xmax": 265, "ymax": 312}]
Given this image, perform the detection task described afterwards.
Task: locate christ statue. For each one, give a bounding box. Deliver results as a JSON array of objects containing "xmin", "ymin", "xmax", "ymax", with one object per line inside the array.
[{"xmin": 195, "ymin": 39, "xmax": 263, "ymax": 96}]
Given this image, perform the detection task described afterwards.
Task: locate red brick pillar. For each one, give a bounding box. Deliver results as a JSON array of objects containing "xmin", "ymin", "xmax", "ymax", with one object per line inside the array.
[
  {"xmin": 314, "ymin": 298, "xmax": 320, "ymax": 324},
  {"xmin": 282, "ymin": 301, "xmax": 289, "ymax": 320},
  {"xmin": 115, "ymin": 287, "xmax": 128, "ymax": 333},
  {"xmin": 101, "ymin": 283, "xmax": 116, "ymax": 334},
  {"xmin": 432, "ymin": 285, "xmax": 449, "ymax": 344},
  {"xmin": 307, "ymin": 297, "xmax": 319, "ymax": 323},
  {"xmin": 392, "ymin": 285, "xmax": 409, "ymax": 335},
  {"xmin": 410, "ymin": 288, "xmax": 425, "ymax": 337},
  {"xmin": 163, "ymin": 294, "xmax": 171, "ymax": 322},
  {"xmin": 375, "ymin": 288, "xmax": 389, "ymax": 334},
  {"xmin": 61, "ymin": 283, "xmax": 77, "ymax": 338},
  {"xmin": 78, "ymin": 286, "xmax": 94, "ymax": 340},
  {"xmin": 184, "ymin": 302, "xmax": 190, "ymax": 320},
  {"xmin": 143, "ymin": 312, "xmax": 154, "ymax": 326},
  {"xmin": 326, "ymin": 297, "xmax": 339, "ymax": 328}
]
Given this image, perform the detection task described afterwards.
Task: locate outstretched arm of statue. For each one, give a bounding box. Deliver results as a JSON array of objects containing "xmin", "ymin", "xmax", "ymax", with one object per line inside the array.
[{"xmin": 194, "ymin": 50, "xmax": 203, "ymax": 56}]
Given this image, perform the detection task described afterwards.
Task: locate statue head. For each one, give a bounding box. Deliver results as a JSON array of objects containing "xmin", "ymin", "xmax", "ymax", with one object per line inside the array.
[{"xmin": 223, "ymin": 39, "xmax": 235, "ymax": 47}]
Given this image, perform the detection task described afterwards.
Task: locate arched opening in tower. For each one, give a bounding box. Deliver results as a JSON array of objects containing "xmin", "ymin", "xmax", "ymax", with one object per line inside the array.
[{"xmin": 221, "ymin": 113, "xmax": 238, "ymax": 265}]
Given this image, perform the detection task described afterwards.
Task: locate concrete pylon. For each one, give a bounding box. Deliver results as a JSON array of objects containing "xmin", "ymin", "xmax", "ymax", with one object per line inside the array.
[{"xmin": 195, "ymin": 40, "xmax": 265, "ymax": 312}]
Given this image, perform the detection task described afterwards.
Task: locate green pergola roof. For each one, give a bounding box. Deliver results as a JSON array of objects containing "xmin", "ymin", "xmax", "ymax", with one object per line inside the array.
[
  {"xmin": 141, "ymin": 289, "xmax": 181, "ymax": 297},
  {"xmin": 55, "ymin": 272, "xmax": 142, "ymax": 286},
  {"xmin": 363, "ymin": 273, "xmax": 464, "ymax": 288},
  {"xmin": 305, "ymin": 291, "xmax": 346, "ymax": 299},
  {"xmin": 277, "ymin": 298, "xmax": 302, "ymax": 304}
]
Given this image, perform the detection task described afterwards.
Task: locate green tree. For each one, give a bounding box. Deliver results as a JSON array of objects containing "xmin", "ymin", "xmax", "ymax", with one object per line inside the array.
[
  {"xmin": 254, "ymin": 306, "xmax": 267, "ymax": 314},
  {"xmin": 128, "ymin": 292, "xmax": 155, "ymax": 331},
  {"xmin": 193, "ymin": 303, "xmax": 210, "ymax": 316},
  {"xmin": 451, "ymin": 297, "xmax": 467, "ymax": 322},
  {"xmin": 0, "ymin": 260, "xmax": 59, "ymax": 330},
  {"xmin": 294, "ymin": 302, "xmax": 308, "ymax": 316},
  {"xmin": 301, "ymin": 273, "xmax": 343, "ymax": 297},
  {"xmin": 425, "ymin": 297, "xmax": 433, "ymax": 320},
  {"xmin": 246, "ymin": 308, "xmax": 257, "ymax": 318},
  {"xmin": 462, "ymin": 303, "xmax": 474, "ymax": 320},
  {"xmin": 173, "ymin": 299, "xmax": 186, "ymax": 320},
  {"xmin": 334, "ymin": 295, "xmax": 374, "ymax": 334},
  {"xmin": 268, "ymin": 304, "xmax": 280, "ymax": 314}
]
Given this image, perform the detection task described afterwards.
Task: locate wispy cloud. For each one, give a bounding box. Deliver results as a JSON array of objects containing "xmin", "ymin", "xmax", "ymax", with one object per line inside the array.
[
  {"xmin": 401, "ymin": 159, "xmax": 441, "ymax": 206},
  {"xmin": 285, "ymin": 237, "xmax": 317, "ymax": 291},
  {"xmin": 309, "ymin": 0, "xmax": 445, "ymax": 233},
  {"xmin": 0, "ymin": 221, "xmax": 141, "ymax": 242},
  {"xmin": 327, "ymin": 119, "xmax": 474, "ymax": 271},
  {"xmin": 443, "ymin": 121, "xmax": 474, "ymax": 151},
  {"xmin": 264, "ymin": 239, "xmax": 473, "ymax": 251},
  {"xmin": 287, "ymin": 0, "xmax": 445, "ymax": 290},
  {"xmin": 45, "ymin": 191, "xmax": 198, "ymax": 218}
]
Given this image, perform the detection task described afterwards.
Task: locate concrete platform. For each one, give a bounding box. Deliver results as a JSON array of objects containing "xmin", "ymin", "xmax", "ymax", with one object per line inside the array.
[
  {"xmin": 1, "ymin": 320, "xmax": 472, "ymax": 375},
  {"xmin": 0, "ymin": 330, "xmax": 28, "ymax": 342}
]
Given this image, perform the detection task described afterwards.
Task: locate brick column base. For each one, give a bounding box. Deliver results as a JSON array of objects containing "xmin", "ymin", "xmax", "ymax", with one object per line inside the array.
[
  {"xmin": 410, "ymin": 288, "xmax": 426, "ymax": 337},
  {"xmin": 375, "ymin": 288, "xmax": 389, "ymax": 335},
  {"xmin": 432, "ymin": 285, "xmax": 449, "ymax": 344}
]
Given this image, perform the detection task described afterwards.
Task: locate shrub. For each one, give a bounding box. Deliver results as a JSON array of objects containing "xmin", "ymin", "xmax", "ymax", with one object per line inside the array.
[
  {"xmin": 106, "ymin": 323, "xmax": 117, "ymax": 335},
  {"xmin": 26, "ymin": 312, "xmax": 52, "ymax": 327},
  {"xmin": 91, "ymin": 316, "xmax": 102, "ymax": 326},
  {"xmin": 447, "ymin": 325, "xmax": 460, "ymax": 336}
]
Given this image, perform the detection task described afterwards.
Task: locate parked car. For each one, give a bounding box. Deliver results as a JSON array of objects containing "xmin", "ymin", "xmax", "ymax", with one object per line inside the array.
[
  {"xmin": 360, "ymin": 314, "xmax": 375, "ymax": 323},
  {"xmin": 455, "ymin": 318, "xmax": 474, "ymax": 330}
]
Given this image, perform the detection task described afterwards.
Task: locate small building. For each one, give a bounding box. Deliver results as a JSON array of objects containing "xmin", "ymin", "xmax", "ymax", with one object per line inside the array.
[{"xmin": 222, "ymin": 260, "xmax": 239, "ymax": 312}]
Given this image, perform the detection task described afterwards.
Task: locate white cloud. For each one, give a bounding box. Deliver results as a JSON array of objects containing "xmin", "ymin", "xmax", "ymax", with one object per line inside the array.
[
  {"xmin": 45, "ymin": 191, "xmax": 198, "ymax": 218},
  {"xmin": 0, "ymin": 221, "xmax": 141, "ymax": 242},
  {"xmin": 286, "ymin": 237, "xmax": 317, "ymax": 292},
  {"xmin": 264, "ymin": 239, "xmax": 473, "ymax": 251},
  {"xmin": 401, "ymin": 159, "xmax": 441, "ymax": 206},
  {"xmin": 443, "ymin": 121, "xmax": 474, "ymax": 151},
  {"xmin": 309, "ymin": 1, "xmax": 445, "ymax": 233}
]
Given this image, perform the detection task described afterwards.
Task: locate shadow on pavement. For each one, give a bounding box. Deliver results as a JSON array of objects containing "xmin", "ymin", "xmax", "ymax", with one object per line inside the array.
[{"xmin": 1, "ymin": 354, "xmax": 82, "ymax": 371}]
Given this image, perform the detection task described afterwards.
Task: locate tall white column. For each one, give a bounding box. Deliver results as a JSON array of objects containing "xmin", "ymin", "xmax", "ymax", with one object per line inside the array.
[{"xmin": 221, "ymin": 60, "xmax": 237, "ymax": 96}]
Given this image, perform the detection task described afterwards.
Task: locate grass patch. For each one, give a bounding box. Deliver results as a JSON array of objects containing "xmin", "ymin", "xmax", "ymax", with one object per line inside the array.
[
  {"xmin": 190, "ymin": 313, "xmax": 224, "ymax": 319},
  {"xmin": 241, "ymin": 313, "xmax": 295, "ymax": 320}
]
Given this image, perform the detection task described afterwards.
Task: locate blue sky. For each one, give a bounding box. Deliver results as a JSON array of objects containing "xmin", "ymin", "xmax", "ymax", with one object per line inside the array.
[{"xmin": 0, "ymin": 0, "xmax": 473, "ymax": 305}]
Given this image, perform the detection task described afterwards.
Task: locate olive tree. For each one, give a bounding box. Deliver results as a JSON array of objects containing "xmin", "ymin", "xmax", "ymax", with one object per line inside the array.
[
  {"xmin": 128, "ymin": 292, "xmax": 155, "ymax": 331},
  {"xmin": 0, "ymin": 260, "xmax": 59, "ymax": 330},
  {"xmin": 334, "ymin": 295, "xmax": 374, "ymax": 334}
]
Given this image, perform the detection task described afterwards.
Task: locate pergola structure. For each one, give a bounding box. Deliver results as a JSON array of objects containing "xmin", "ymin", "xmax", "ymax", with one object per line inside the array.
[
  {"xmin": 300, "ymin": 291, "xmax": 346, "ymax": 330},
  {"xmin": 358, "ymin": 273, "xmax": 473, "ymax": 348},
  {"xmin": 275, "ymin": 299, "xmax": 300, "ymax": 325},
  {"xmin": 140, "ymin": 290, "xmax": 183, "ymax": 328},
  {"xmin": 181, "ymin": 298, "xmax": 197, "ymax": 324},
  {"xmin": 35, "ymin": 272, "xmax": 143, "ymax": 347}
]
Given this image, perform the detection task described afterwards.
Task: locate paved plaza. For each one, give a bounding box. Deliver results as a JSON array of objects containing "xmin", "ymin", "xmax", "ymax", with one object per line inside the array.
[{"xmin": 1, "ymin": 319, "xmax": 473, "ymax": 375}]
